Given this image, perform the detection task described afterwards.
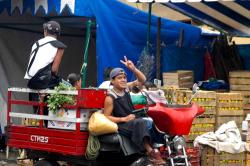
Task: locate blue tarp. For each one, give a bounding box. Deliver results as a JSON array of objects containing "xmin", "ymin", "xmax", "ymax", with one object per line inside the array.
[
  {"xmin": 0, "ymin": 0, "xmax": 205, "ymax": 84},
  {"xmin": 238, "ymin": 44, "xmax": 250, "ymax": 70},
  {"xmin": 161, "ymin": 45, "xmax": 206, "ymax": 82}
]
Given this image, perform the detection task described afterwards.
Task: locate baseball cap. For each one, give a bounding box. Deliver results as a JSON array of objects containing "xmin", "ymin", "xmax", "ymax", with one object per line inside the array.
[
  {"xmin": 109, "ymin": 68, "xmax": 127, "ymax": 79},
  {"xmin": 43, "ymin": 20, "xmax": 61, "ymax": 35}
]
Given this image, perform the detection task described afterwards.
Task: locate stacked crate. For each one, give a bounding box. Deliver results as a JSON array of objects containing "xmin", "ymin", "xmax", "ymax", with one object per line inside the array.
[
  {"xmin": 187, "ymin": 91, "xmax": 217, "ymax": 141},
  {"xmin": 201, "ymin": 146, "xmax": 246, "ymax": 166},
  {"xmin": 161, "ymin": 87, "xmax": 189, "ymax": 104},
  {"xmin": 230, "ymin": 71, "xmax": 250, "ymax": 117},
  {"xmin": 162, "ymin": 70, "xmax": 194, "ymax": 89},
  {"xmin": 216, "ymin": 93, "xmax": 244, "ymax": 130}
]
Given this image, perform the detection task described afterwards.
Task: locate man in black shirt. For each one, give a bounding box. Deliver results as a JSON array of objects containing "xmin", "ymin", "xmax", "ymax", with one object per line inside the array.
[{"xmin": 104, "ymin": 56, "xmax": 165, "ymax": 165}]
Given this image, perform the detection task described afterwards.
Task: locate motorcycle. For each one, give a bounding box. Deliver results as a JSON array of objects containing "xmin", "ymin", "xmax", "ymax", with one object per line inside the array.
[
  {"xmin": 100, "ymin": 84, "xmax": 204, "ymax": 166},
  {"xmin": 6, "ymin": 85, "xmax": 204, "ymax": 166},
  {"xmin": 129, "ymin": 83, "xmax": 203, "ymax": 166}
]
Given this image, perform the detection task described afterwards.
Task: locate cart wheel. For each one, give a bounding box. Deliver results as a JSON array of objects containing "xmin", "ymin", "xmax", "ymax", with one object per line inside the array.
[{"xmin": 34, "ymin": 159, "xmax": 60, "ymax": 166}]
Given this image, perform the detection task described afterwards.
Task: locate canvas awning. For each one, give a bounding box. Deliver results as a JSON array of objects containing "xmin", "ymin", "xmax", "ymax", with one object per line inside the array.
[
  {"xmin": 129, "ymin": 0, "xmax": 249, "ymax": 37},
  {"xmin": 162, "ymin": 1, "xmax": 250, "ymax": 36}
]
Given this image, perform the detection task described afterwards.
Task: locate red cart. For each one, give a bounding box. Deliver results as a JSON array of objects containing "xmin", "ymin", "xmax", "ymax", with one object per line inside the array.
[{"xmin": 7, "ymin": 87, "xmax": 107, "ymax": 166}]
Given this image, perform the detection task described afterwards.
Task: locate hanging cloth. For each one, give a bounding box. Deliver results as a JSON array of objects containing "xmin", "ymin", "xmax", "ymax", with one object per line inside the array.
[{"xmin": 203, "ymin": 50, "xmax": 216, "ymax": 80}]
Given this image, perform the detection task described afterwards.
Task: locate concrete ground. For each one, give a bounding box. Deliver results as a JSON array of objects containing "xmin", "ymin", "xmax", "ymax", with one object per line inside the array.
[{"xmin": 0, "ymin": 148, "xmax": 18, "ymax": 166}]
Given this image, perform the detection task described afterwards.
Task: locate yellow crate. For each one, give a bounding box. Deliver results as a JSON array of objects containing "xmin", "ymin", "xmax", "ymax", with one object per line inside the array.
[
  {"xmin": 162, "ymin": 88, "xmax": 190, "ymax": 104},
  {"xmin": 201, "ymin": 106, "xmax": 216, "ymax": 115},
  {"xmin": 217, "ymin": 92, "xmax": 243, "ymax": 101},
  {"xmin": 201, "ymin": 145, "xmax": 215, "ymax": 166},
  {"xmin": 216, "ymin": 92, "xmax": 244, "ymax": 116},
  {"xmin": 216, "ymin": 108, "xmax": 244, "ymax": 116},
  {"xmin": 216, "ymin": 116, "xmax": 244, "ymax": 129},
  {"xmin": 201, "ymin": 145, "xmax": 246, "ymax": 166},
  {"xmin": 231, "ymin": 91, "xmax": 250, "ymax": 110},
  {"xmin": 21, "ymin": 118, "xmax": 40, "ymax": 126},
  {"xmin": 190, "ymin": 123, "xmax": 215, "ymax": 132},
  {"xmin": 193, "ymin": 116, "xmax": 215, "ymax": 124},
  {"xmin": 188, "ymin": 131, "xmax": 207, "ymax": 141}
]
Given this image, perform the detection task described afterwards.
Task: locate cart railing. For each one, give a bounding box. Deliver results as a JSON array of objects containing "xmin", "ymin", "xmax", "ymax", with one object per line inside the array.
[{"xmin": 6, "ymin": 87, "xmax": 106, "ymax": 156}]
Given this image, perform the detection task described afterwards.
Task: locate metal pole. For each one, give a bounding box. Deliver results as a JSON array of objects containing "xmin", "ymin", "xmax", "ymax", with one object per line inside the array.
[
  {"xmin": 81, "ymin": 20, "xmax": 93, "ymax": 88},
  {"xmin": 156, "ymin": 17, "xmax": 161, "ymax": 79},
  {"xmin": 146, "ymin": 3, "xmax": 152, "ymax": 53}
]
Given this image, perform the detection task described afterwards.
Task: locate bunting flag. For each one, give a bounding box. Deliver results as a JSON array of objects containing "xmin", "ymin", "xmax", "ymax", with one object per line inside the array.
[
  {"xmin": 0, "ymin": 0, "xmax": 249, "ymax": 36},
  {"xmin": 0, "ymin": 0, "xmax": 76, "ymax": 15}
]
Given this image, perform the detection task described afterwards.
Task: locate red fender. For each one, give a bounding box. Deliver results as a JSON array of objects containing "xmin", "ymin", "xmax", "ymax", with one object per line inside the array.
[{"xmin": 148, "ymin": 103, "xmax": 204, "ymax": 135}]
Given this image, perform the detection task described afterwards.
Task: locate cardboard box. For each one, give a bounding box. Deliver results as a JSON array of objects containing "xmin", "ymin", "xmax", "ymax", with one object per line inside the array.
[{"xmin": 48, "ymin": 109, "xmax": 95, "ymax": 130}]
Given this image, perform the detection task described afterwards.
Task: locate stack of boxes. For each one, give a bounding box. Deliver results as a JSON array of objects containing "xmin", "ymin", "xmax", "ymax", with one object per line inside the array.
[
  {"xmin": 161, "ymin": 70, "xmax": 250, "ymax": 165},
  {"xmin": 230, "ymin": 71, "xmax": 250, "ymax": 116},
  {"xmin": 187, "ymin": 91, "xmax": 216, "ymax": 141},
  {"xmin": 216, "ymin": 93, "xmax": 244, "ymax": 130},
  {"xmin": 162, "ymin": 70, "xmax": 194, "ymax": 89},
  {"xmin": 201, "ymin": 146, "xmax": 246, "ymax": 166},
  {"xmin": 229, "ymin": 71, "xmax": 250, "ymax": 166}
]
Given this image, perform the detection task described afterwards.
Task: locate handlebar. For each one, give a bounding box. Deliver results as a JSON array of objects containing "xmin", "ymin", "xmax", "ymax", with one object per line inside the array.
[{"xmin": 131, "ymin": 108, "xmax": 148, "ymax": 118}]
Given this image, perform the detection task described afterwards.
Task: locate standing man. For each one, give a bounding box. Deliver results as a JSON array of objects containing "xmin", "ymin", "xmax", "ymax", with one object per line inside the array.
[
  {"xmin": 24, "ymin": 21, "xmax": 67, "ymax": 126},
  {"xmin": 24, "ymin": 20, "xmax": 67, "ymax": 89}
]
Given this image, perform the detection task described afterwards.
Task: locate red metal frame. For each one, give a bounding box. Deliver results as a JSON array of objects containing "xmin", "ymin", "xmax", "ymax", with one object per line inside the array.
[{"xmin": 7, "ymin": 88, "xmax": 106, "ymax": 156}]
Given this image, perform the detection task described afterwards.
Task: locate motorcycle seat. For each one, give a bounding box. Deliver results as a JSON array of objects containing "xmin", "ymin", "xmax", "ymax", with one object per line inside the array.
[
  {"xmin": 98, "ymin": 133, "xmax": 140, "ymax": 156},
  {"xmin": 98, "ymin": 133, "xmax": 120, "ymax": 144}
]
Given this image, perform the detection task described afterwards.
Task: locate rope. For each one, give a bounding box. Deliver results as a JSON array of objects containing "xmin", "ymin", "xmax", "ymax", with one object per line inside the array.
[{"xmin": 85, "ymin": 135, "xmax": 100, "ymax": 160}]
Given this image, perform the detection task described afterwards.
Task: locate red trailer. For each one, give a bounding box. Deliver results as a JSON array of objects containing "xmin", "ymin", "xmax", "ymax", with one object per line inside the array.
[{"xmin": 7, "ymin": 87, "xmax": 107, "ymax": 166}]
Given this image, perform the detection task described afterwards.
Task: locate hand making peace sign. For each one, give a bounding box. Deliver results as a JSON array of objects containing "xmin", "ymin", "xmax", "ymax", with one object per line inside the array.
[{"xmin": 120, "ymin": 56, "xmax": 136, "ymax": 71}]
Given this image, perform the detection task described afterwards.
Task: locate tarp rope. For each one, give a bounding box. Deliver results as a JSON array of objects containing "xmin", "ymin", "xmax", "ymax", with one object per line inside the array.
[{"xmin": 85, "ymin": 135, "xmax": 100, "ymax": 160}]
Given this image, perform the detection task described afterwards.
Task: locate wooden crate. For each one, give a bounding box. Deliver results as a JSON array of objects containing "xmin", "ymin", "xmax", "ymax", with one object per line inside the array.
[
  {"xmin": 201, "ymin": 146, "xmax": 246, "ymax": 166},
  {"xmin": 245, "ymin": 109, "xmax": 250, "ymax": 117},
  {"xmin": 193, "ymin": 116, "xmax": 215, "ymax": 124},
  {"xmin": 201, "ymin": 145, "xmax": 215, "ymax": 166},
  {"xmin": 216, "ymin": 93, "xmax": 244, "ymax": 116},
  {"xmin": 162, "ymin": 70, "xmax": 194, "ymax": 89},
  {"xmin": 216, "ymin": 116, "xmax": 244, "ymax": 129},
  {"xmin": 230, "ymin": 71, "xmax": 250, "ymax": 91},
  {"xmin": 161, "ymin": 88, "xmax": 190, "ymax": 104},
  {"xmin": 201, "ymin": 106, "xmax": 216, "ymax": 115},
  {"xmin": 189, "ymin": 91, "xmax": 217, "ymax": 115},
  {"xmin": 188, "ymin": 131, "xmax": 208, "ymax": 141},
  {"xmin": 189, "ymin": 123, "xmax": 215, "ymax": 140},
  {"xmin": 247, "ymin": 148, "xmax": 250, "ymax": 166},
  {"xmin": 191, "ymin": 123, "xmax": 215, "ymax": 132},
  {"xmin": 231, "ymin": 91, "xmax": 250, "ymax": 110}
]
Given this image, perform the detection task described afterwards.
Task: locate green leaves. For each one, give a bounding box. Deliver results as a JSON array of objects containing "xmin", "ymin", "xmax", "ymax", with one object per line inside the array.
[{"xmin": 47, "ymin": 83, "xmax": 76, "ymax": 114}]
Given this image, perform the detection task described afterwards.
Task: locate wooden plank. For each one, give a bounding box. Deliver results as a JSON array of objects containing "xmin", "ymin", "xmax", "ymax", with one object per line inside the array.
[
  {"xmin": 230, "ymin": 78, "xmax": 250, "ymax": 85},
  {"xmin": 229, "ymin": 71, "xmax": 250, "ymax": 78},
  {"xmin": 230, "ymin": 85, "xmax": 250, "ymax": 91}
]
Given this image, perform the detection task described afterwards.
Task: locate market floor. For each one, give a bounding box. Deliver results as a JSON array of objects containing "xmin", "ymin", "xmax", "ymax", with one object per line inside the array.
[{"xmin": 0, "ymin": 149, "xmax": 18, "ymax": 166}]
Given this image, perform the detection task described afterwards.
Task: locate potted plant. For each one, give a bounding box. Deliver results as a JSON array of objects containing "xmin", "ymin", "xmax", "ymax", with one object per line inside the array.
[{"xmin": 47, "ymin": 83, "xmax": 76, "ymax": 115}]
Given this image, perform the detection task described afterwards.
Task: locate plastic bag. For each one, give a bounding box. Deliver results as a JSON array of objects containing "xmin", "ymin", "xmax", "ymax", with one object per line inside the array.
[{"xmin": 88, "ymin": 112, "xmax": 118, "ymax": 136}]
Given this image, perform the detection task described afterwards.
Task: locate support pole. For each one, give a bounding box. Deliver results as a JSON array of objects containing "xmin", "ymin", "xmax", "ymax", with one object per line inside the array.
[
  {"xmin": 146, "ymin": 3, "xmax": 152, "ymax": 53},
  {"xmin": 156, "ymin": 17, "xmax": 161, "ymax": 80},
  {"xmin": 81, "ymin": 20, "xmax": 93, "ymax": 88}
]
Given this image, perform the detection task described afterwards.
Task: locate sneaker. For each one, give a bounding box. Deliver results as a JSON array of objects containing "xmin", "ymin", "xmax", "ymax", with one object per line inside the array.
[{"xmin": 148, "ymin": 149, "xmax": 166, "ymax": 165}]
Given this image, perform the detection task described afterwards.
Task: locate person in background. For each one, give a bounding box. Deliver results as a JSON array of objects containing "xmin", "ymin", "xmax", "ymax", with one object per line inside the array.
[
  {"xmin": 24, "ymin": 20, "xmax": 66, "ymax": 89},
  {"xmin": 24, "ymin": 20, "xmax": 66, "ymax": 128},
  {"xmin": 103, "ymin": 56, "xmax": 166, "ymax": 165},
  {"xmin": 142, "ymin": 81, "xmax": 167, "ymax": 105},
  {"xmin": 67, "ymin": 73, "xmax": 82, "ymax": 90},
  {"xmin": 98, "ymin": 67, "xmax": 113, "ymax": 89},
  {"xmin": 24, "ymin": 20, "xmax": 67, "ymax": 110}
]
